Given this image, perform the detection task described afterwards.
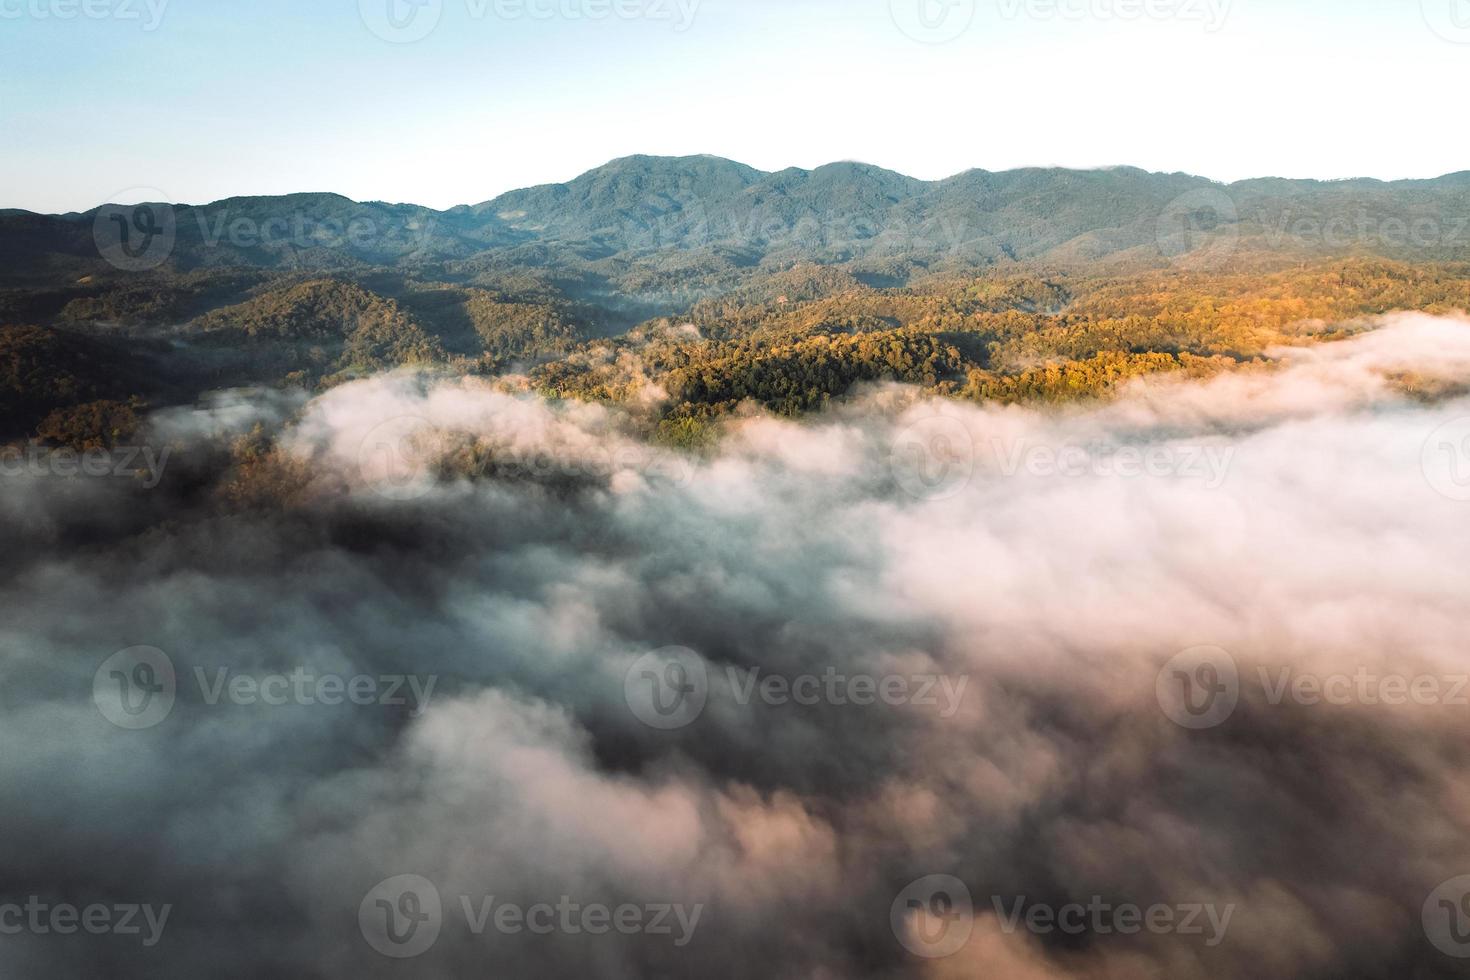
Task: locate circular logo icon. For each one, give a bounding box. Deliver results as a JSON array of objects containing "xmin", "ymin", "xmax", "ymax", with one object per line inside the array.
[
  {"xmin": 1422, "ymin": 0, "xmax": 1470, "ymax": 44},
  {"xmin": 624, "ymin": 647, "xmax": 709, "ymax": 730},
  {"xmin": 1422, "ymin": 417, "xmax": 1470, "ymax": 502},
  {"xmin": 357, "ymin": 416, "xmax": 445, "ymax": 501},
  {"xmin": 1156, "ymin": 645, "xmax": 1239, "ymax": 729},
  {"xmin": 891, "ymin": 874, "xmax": 974, "ymax": 959},
  {"xmin": 1424, "ymin": 876, "xmax": 1470, "ymax": 958},
  {"xmin": 646, "ymin": 452, "xmax": 697, "ymax": 489},
  {"xmin": 93, "ymin": 646, "xmax": 176, "ymax": 730},
  {"xmin": 1155, "ymin": 188, "xmax": 1240, "ymax": 266},
  {"xmin": 92, "ymin": 190, "xmax": 176, "ymax": 272},
  {"xmin": 891, "ymin": 416, "xmax": 975, "ymax": 501},
  {"xmin": 359, "ymin": 0, "xmax": 444, "ymax": 43},
  {"xmin": 889, "ymin": 0, "xmax": 976, "ymax": 43},
  {"xmin": 359, "ymin": 874, "xmax": 443, "ymax": 959}
]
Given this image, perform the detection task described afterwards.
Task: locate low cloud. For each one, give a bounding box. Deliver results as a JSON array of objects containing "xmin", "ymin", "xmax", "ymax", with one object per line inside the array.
[{"xmin": 3, "ymin": 313, "xmax": 1470, "ymax": 977}]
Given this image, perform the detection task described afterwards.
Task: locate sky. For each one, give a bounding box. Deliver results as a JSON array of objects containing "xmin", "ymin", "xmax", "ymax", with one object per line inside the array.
[{"xmin": 1, "ymin": 0, "xmax": 1468, "ymax": 213}]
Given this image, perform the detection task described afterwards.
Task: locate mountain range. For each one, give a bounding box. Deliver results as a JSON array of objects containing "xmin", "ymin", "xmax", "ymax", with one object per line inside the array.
[
  {"xmin": 5, "ymin": 155, "xmax": 1470, "ymax": 281},
  {"xmin": 5, "ymin": 155, "xmax": 1470, "ymax": 451}
]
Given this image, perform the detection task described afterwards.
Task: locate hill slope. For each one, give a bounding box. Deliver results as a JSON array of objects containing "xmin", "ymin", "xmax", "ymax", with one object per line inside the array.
[{"xmin": 6, "ymin": 158, "xmax": 1469, "ymax": 282}]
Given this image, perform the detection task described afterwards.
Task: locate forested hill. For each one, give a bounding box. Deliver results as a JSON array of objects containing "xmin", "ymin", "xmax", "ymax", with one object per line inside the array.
[
  {"xmin": 5, "ymin": 156, "xmax": 1470, "ymax": 281},
  {"xmin": 5, "ymin": 157, "xmax": 1469, "ymax": 451}
]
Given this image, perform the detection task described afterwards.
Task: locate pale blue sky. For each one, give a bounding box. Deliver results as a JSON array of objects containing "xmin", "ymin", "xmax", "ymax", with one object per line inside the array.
[{"xmin": 2, "ymin": 0, "xmax": 1468, "ymax": 213}]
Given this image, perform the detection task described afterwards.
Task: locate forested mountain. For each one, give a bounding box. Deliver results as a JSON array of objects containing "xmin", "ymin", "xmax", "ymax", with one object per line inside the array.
[
  {"xmin": 5, "ymin": 156, "xmax": 1470, "ymax": 284},
  {"xmin": 3, "ymin": 157, "xmax": 1469, "ymax": 451}
]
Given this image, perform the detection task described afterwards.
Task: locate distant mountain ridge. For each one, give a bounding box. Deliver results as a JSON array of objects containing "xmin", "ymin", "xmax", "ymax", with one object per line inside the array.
[{"xmin": 4, "ymin": 155, "xmax": 1470, "ymax": 280}]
